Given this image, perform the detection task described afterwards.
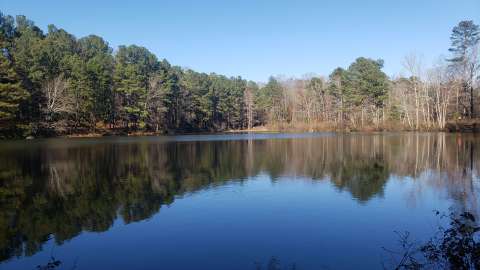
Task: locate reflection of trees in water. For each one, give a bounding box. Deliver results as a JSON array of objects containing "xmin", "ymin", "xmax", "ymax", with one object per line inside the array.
[
  {"xmin": 393, "ymin": 134, "xmax": 480, "ymax": 215},
  {"xmin": 0, "ymin": 133, "xmax": 478, "ymax": 261}
]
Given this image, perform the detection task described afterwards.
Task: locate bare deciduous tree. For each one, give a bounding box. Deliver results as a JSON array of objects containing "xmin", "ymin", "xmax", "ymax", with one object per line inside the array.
[
  {"xmin": 427, "ymin": 61, "xmax": 454, "ymax": 129},
  {"xmin": 42, "ymin": 75, "xmax": 73, "ymax": 117}
]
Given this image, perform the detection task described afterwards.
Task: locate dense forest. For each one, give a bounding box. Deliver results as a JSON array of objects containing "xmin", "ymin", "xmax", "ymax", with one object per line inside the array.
[{"xmin": 0, "ymin": 12, "xmax": 479, "ymax": 138}]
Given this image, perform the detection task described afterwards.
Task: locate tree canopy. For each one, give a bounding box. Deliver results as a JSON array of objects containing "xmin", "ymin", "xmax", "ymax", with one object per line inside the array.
[{"xmin": 0, "ymin": 11, "xmax": 479, "ymax": 137}]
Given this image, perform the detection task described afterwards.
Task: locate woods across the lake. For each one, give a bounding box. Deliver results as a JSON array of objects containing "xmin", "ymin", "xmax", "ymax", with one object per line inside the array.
[{"xmin": 0, "ymin": 12, "xmax": 479, "ymax": 138}]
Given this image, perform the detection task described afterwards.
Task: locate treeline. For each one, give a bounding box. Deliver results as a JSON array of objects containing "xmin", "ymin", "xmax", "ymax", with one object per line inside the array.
[
  {"xmin": 0, "ymin": 12, "xmax": 252, "ymax": 137},
  {"xmin": 0, "ymin": 12, "xmax": 479, "ymax": 137},
  {"xmin": 254, "ymin": 20, "xmax": 479, "ymax": 131}
]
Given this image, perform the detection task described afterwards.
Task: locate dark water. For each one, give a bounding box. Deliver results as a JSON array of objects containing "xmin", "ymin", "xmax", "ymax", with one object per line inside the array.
[{"xmin": 0, "ymin": 132, "xmax": 479, "ymax": 270}]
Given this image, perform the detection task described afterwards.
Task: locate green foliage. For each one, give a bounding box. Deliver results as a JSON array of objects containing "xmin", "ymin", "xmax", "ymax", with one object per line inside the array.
[
  {"xmin": 113, "ymin": 45, "xmax": 158, "ymax": 129},
  {"xmin": 328, "ymin": 67, "xmax": 349, "ymax": 103},
  {"xmin": 0, "ymin": 11, "xmax": 476, "ymax": 136},
  {"xmin": 207, "ymin": 74, "xmax": 246, "ymax": 129},
  {"xmin": 347, "ymin": 57, "xmax": 389, "ymax": 108},
  {"xmin": 65, "ymin": 54, "xmax": 93, "ymax": 129},
  {"xmin": 78, "ymin": 35, "xmax": 114, "ymax": 123},
  {"xmin": 306, "ymin": 77, "xmax": 324, "ymax": 96},
  {"xmin": 448, "ymin": 20, "xmax": 480, "ymax": 119},
  {"xmin": 256, "ymin": 77, "xmax": 285, "ymax": 122},
  {"xmin": 178, "ymin": 69, "xmax": 211, "ymax": 129},
  {"xmin": 0, "ymin": 54, "xmax": 29, "ymax": 136},
  {"xmin": 448, "ymin": 21, "xmax": 480, "ymax": 63}
]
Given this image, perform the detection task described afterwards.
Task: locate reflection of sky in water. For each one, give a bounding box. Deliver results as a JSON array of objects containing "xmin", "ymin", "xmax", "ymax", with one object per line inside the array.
[
  {"xmin": 0, "ymin": 133, "xmax": 479, "ymax": 269},
  {"xmin": 3, "ymin": 176, "xmax": 472, "ymax": 270}
]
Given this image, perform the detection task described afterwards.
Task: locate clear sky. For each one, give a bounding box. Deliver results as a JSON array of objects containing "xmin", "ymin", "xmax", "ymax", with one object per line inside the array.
[{"xmin": 1, "ymin": 0, "xmax": 479, "ymax": 82}]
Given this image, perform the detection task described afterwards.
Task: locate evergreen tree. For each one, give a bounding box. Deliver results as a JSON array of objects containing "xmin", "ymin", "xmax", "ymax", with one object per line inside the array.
[
  {"xmin": 113, "ymin": 45, "xmax": 158, "ymax": 129},
  {"xmin": 66, "ymin": 55, "xmax": 93, "ymax": 130},
  {"xmin": 347, "ymin": 57, "xmax": 388, "ymax": 109},
  {"xmin": 0, "ymin": 54, "xmax": 29, "ymax": 136},
  {"xmin": 256, "ymin": 77, "xmax": 285, "ymax": 122},
  {"xmin": 78, "ymin": 35, "xmax": 114, "ymax": 125},
  {"xmin": 0, "ymin": 11, "xmax": 477, "ymax": 136},
  {"xmin": 448, "ymin": 20, "xmax": 480, "ymax": 118}
]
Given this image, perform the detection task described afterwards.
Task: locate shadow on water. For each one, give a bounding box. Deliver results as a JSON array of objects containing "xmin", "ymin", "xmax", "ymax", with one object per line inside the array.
[{"xmin": 0, "ymin": 133, "xmax": 479, "ymax": 267}]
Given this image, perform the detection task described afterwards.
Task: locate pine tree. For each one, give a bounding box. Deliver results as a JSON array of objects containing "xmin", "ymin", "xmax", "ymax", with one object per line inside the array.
[
  {"xmin": 67, "ymin": 55, "xmax": 94, "ymax": 130},
  {"xmin": 448, "ymin": 20, "xmax": 480, "ymax": 118},
  {"xmin": 0, "ymin": 54, "xmax": 29, "ymax": 135}
]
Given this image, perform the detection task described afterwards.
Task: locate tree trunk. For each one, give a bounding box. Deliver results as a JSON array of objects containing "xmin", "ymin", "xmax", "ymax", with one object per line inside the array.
[{"xmin": 470, "ymin": 85, "xmax": 474, "ymax": 119}]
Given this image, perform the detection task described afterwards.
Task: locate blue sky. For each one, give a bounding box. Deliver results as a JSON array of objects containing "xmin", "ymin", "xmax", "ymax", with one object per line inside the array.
[{"xmin": 1, "ymin": 0, "xmax": 479, "ymax": 82}]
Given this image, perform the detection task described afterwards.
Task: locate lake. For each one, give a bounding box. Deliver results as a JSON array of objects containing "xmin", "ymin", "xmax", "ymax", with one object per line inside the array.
[{"xmin": 0, "ymin": 132, "xmax": 479, "ymax": 270}]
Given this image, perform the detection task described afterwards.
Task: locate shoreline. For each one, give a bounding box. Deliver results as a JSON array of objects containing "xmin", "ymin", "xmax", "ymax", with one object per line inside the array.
[{"xmin": 31, "ymin": 122, "xmax": 478, "ymax": 140}]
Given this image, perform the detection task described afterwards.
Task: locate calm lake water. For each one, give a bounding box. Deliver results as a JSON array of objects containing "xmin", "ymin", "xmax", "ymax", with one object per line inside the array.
[{"xmin": 0, "ymin": 132, "xmax": 479, "ymax": 270}]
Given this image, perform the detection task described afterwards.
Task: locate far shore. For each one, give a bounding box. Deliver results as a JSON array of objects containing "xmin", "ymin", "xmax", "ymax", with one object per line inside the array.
[{"xmin": 20, "ymin": 120, "xmax": 476, "ymax": 140}]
